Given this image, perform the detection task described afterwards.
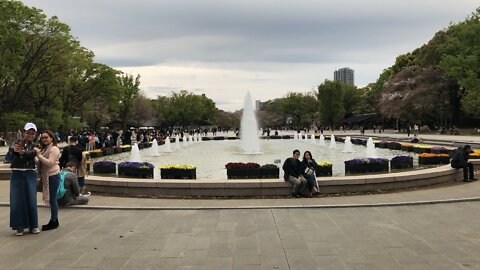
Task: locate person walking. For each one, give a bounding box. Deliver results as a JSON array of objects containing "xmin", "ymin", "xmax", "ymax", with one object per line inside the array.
[
  {"xmin": 35, "ymin": 130, "xmax": 61, "ymax": 231},
  {"xmin": 9, "ymin": 123, "xmax": 40, "ymax": 236}
]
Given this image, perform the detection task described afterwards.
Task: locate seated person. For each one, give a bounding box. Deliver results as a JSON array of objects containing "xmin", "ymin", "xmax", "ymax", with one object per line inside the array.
[
  {"xmin": 451, "ymin": 145, "xmax": 477, "ymax": 182},
  {"xmin": 282, "ymin": 149, "xmax": 308, "ymax": 197},
  {"xmin": 302, "ymin": 151, "xmax": 319, "ymax": 195},
  {"xmin": 57, "ymin": 162, "xmax": 89, "ymax": 207}
]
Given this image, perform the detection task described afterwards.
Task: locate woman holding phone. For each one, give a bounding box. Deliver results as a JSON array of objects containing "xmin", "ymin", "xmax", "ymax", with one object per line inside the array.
[{"xmin": 9, "ymin": 123, "xmax": 40, "ymax": 236}]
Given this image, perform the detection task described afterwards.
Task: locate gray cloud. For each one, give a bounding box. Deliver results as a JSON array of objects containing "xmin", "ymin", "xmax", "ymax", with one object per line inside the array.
[{"xmin": 20, "ymin": 0, "xmax": 479, "ymax": 110}]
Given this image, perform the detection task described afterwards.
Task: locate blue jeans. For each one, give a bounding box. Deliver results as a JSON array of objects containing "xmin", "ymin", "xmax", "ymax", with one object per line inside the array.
[
  {"xmin": 48, "ymin": 174, "xmax": 60, "ymax": 222},
  {"xmin": 10, "ymin": 170, "xmax": 38, "ymax": 230}
]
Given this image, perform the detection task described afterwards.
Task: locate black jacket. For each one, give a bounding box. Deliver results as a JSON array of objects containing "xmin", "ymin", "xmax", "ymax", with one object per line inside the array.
[
  {"xmin": 282, "ymin": 157, "xmax": 303, "ymax": 180},
  {"xmin": 451, "ymin": 148, "xmax": 470, "ymax": 167},
  {"xmin": 9, "ymin": 141, "xmax": 38, "ymax": 170},
  {"xmin": 59, "ymin": 145, "xmax": 83, "ymax": 169}
]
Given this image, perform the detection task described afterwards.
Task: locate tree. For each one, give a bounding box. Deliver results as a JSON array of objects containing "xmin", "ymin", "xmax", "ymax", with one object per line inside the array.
[
  {"xmin": 317, "ymin": 80, "xmax": 344, "ymax": 127},
  {"xmin": 154, "ymin": 91, "xmax": 217, "ymax": 127},
  {"xmin": 117, "ymin": 74, "xmax": 141, "ymax": 130},
  {"xmin": 132, "ymin": 92, "xmax": 153, "ymax": 127},
  {"xmin": 263, "ymin": 92, "xmax": 317, "ymax": 129},
  {"xmin": 378, "ymin": 66, "xmax": 455, "ymax": 126}
]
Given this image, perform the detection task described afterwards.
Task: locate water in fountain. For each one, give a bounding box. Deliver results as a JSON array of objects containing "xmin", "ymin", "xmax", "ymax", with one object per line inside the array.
[
  {"xmin": 329, "ymin": 135, "xmax": 336, "ymax": 149},
  {"xmin": 311, "ymin": 133, "xmax": 316, "ymax": 144},
  {"xmin": 164, "ymin": 137, "xmax": 172, "ymax": 152},
  {"xmin": 342, "ymin": 136, "xmax": 355, "ymax": 153},
  {"xmin": 240, "ymin": 92, "xmax": 261, "ymax": 154},
  {"xmin": 175, "ymin": 135, "xmax": 180, "ymax": 149},
  {"xmin": 130, "ymin": 143, "xmax": 142, "ymax": 162},
  {"xmin": 149, "ymin": 139, "xmax": 160, "ymax": 156},
  {"xmin": 366, "ymin": 137, "xmax": 377, "ymax": 157},
  {"xmin": 294, "ymin": 132, "xmax": 298, "ymax": 140},
  {"xmin": 182, "ymin": 135, "xmax": 187, "ymax": 147},
  {"xmin": 319, "ymin": 134, "xmax": 326, "ymax": 146},
  {"xmin": 189, "ymin": 135, "xmax": 193, "ymax": 145}
]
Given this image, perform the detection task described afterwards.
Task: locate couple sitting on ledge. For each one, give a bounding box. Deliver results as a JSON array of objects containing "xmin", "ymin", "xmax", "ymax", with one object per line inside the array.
[{"xmin": 282, "ymin": 149, "xmax": 319, "ymax": 198}]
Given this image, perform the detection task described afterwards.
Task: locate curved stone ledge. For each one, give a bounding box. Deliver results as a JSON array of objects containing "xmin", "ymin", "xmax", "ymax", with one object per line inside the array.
[{"xmin": 1, "ymin": 161, "xmax": 477, "ymax": 197}]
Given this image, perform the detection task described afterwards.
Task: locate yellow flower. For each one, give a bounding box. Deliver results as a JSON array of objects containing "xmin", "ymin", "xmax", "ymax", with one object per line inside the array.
[
  {"xmin": 161, "ymin": 164, "xmax": 196, "ymax": 170},
  {"xmin": 317, "ymin": 161, "xmax": 332, "ymax": 167}
]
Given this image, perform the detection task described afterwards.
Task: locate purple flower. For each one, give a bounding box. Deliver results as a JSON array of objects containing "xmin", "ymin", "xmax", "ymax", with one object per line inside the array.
[
  {"xmin": 118, "ymin": 162, "xmax": 155, "ymax": 169},
  {"xmin": 391, "ymin": 155, "xmax": 413, "ymax": 162}
]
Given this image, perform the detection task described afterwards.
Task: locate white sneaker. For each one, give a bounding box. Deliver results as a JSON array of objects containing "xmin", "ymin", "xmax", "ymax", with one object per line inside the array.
[
  {"xmin": 15, "ymin": 230, "xmax": 24, "ymax": 236},
  {"xmin": 30, "ymin": 228, "xmax": 40, "ymax": 234}
]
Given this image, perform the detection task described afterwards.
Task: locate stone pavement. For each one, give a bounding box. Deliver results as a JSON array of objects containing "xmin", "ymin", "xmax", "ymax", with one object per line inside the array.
[{"xmin": 1, "ymin": 132, "xmax": 480, "ymax": 269}]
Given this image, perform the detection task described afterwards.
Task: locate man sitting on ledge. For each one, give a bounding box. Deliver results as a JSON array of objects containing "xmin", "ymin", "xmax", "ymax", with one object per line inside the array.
[
  {"xmin": 57, "ymin": 162, "xmax": 89, "ymax": 207},
  {"xmin": 282, "ymin": 149, "xmax": 308, "ymax": 197},
  {"xmin": 451, "ymin": 145, "xmax": 477, "ymax": 182}
]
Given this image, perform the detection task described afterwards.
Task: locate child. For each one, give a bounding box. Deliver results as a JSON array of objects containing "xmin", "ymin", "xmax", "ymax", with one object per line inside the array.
[
  {"xmin": 57, "ymin": 161, "xmax": 89, "ymax": 207},
  {"xmin": 77, "ymin": 152, "xmax": 89, "ymax": 195}
]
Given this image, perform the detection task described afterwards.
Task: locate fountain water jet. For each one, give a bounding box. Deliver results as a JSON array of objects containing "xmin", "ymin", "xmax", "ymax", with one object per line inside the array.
[
  {"xmin": 366, "ymin": 137, "xmax": 377, "ymax": 157},
  {"xmin": 164, "ymin": 137, "xmax": 172, "ymax": 152},
  {"xmin": 319, "ymin": 135, "xmax": 326, "ymax": 146},
  {"xmin": 310, "ymin": 133, "xmax": 316, "ymax": 144},
  {"xmin": 342, "ymin": 136, "xmax": 355, "ymax": 153},
  {"xmin": 240, "ymin": 92, "xmax": 261, "ymax": 154},
  {"xmin": 130, "ymin": 143, "xmax": 142, "ymax": 162},
  {"xmin": 148, "ymin": 139, "xmax": 160, "ymax": 156},
  {"xmin": 329, "ymin": 135, "xmax": 337, "ymax": 149}
]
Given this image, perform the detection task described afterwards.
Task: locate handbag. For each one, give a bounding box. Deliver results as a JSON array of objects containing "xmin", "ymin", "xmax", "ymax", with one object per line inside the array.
[{"xmin": 36, "ymin": 179, "xmax": 43, "ymax": 192}]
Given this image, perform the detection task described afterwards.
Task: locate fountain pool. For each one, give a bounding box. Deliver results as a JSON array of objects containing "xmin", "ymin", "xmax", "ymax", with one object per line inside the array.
[{"xmin": 93, "ymin": 139, "xmax": 418, "ymax": 179}]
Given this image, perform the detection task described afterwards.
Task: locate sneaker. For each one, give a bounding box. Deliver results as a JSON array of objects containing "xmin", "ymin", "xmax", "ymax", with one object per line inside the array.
[
  {"xmin": 464, "ymin": 179, "xmax": 474, "ymax": 182},
  {"xmin": 15, "ymin": 229, "xmax": 24, "ymax": 236},
  {"xmin": 470, "ymin": 178, "xmax": 478, "ymax": 181},
  {"xmin": 30, "ymin": 228, "xmax": 40, "ymax": 234}
]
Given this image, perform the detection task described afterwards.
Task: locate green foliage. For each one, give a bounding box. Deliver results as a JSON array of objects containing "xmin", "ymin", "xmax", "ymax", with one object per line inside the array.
[
  {"xmin": 317, "ymin": 80, "xmax": 345, "ymax": 127},
  {"xmin": 155, "ymin": 91, "xmax": 217, "ymax": 127},
  {"xmin": 263, "ymin": 92, "xmax": 317, "ymax": 128},
  {"xmin": 0, "ymin": 111, "xmax": 34, "ymax": 132}
]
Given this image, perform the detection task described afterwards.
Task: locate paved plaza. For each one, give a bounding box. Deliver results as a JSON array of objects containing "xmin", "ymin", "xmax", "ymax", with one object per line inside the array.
[{"xmin": 1, "ymin": 132, "xmax": 480, "ymax": 269}]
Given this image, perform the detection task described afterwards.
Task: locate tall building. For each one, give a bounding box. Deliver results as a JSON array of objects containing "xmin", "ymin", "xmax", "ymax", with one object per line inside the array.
[{"xmin": 334, "ymin": 67, "xmax": 354, "ymax": 85}]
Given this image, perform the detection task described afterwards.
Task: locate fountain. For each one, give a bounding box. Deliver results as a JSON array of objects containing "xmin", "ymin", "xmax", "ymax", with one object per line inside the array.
[
  {"xmin": 130, "ymin": 143, "xmax": 142, "ymax": 162},
  {"xmin": 329, "ymin": 135, "xmax": 336, "ymax": 149},
  {"xmin": 175, "ymin": 135, "xmax": 181, "ymax": 149},
  {"xmin": 319, "ymin": 134, "xmax": 326, "ymax": 146},
  {"xmin": 366, "ymin": 137, "xmax": 377, "ymax": 157},
  {"xmin": 182, "ymin": 135, "xmax": 187, "ymax": 147},
  {"xmin": 293, "ymin": 131, "xmax": 298, "ymax": 140},
  {"xmin": 189, "ymin": 135, "xmax": 193, "ymax": 145},
  {"xmin": 342, "ymin": 136, "xmax": 355, "ymax": 153},
  {"xmin": 310, "ymin": 133, "xmax": 316, "ymax": 144},
  {"xmin": 148, "ymin": 139, "xmax": 160, "ymax": 156},
  {"xmin": 164, "ymin": 137, "xmax": 172, "ymax": 152},
  {"xmin": 240, "ymin": 92, "xmax": 261, "ymax": 154}
]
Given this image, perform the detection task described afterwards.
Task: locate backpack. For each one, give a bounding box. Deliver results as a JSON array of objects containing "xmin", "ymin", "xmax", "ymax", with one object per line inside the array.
[{"xmin": 56, "ymin": 170, "xmax": 69, "ymax": 199}]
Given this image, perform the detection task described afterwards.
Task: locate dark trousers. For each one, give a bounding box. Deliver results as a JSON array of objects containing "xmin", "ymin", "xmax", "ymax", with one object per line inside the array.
[{"xmin": 452, "ymin": 162, "xmax": 474, "ymax": 180}]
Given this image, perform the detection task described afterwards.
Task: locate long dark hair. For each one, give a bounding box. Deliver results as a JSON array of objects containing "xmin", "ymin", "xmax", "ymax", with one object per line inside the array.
[
  {"xmin": 40, "ymin": 130, "xmax": 57, "ymax": 148},
  {"xmin": 303, "ymin": 150, "xmax": 313, "ymax": 162}
]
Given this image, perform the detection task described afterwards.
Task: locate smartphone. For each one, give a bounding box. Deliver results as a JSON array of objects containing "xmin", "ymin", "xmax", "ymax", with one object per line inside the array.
[{"xmin": 15, "ymin": 140, "xmax": 24, "ymax": 150}]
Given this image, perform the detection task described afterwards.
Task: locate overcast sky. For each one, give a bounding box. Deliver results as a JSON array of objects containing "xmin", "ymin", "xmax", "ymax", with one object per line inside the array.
[{"xmin": 21, "ymin": 0, "xmax": 479, "ymax": 111}]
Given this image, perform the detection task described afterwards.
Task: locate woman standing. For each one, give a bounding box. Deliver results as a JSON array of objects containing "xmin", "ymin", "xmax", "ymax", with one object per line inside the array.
[
  {"xmin": 9, "ymin": 123, "xmax": 40, "ymax": 236},
  {"xmin": 34, "ymin": 130, "xmax": 61, "ymax": 231}
]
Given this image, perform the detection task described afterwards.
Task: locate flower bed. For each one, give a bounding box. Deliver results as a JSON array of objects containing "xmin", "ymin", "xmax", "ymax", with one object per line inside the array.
[
  {"xmin": 93, "ymin": 161, "xmax": 116, "ymax": 174},
  {"xmin": 102, "ymin": 147, "xmax": 114, "ymax": 156},
  {"xmin": 213, "ymin": 136, "xmax": 225, "ymax": 140},
  {"xmin": 344, "ymin": 158, "xmax": 389, "ymax": 174},
  {"xmin": 89, "ymin": 149, "xmax": 103, "ymax": 158},
  {"xmin": 121, "ymin": 145, "xmax": 132, "ymax": 152},
  {"xmin": 390, "ymin": 155, "xmax": 413, "ymax": 169},
  {"xmin": 225, "ymin": 162, "xmax": 278, "ymax": 179},
  {"xmin": 387, "ymin": 142, "xmax": 402, "ymax": 150},
  {"xmin": 377, "ymin": 141, "xmax": 388, "ymax": 149},
  {"xmin": 315, "ymin": 161, "xmax": 332, "ymax": 177},
  {"xmin": 282, "ymin": 135, "xmax": 291, "ymax": 139},
  {"xmin": 160, "ymin": 164, "xmax": 196, "ymax": 179},
  {"xmin": 113, "ymin": 146, "xmax": 123, "ymax": 153},
  {"xmin": 118, "ymin": 162, "xmax": 154, "ymax": 178},
  {"xmin": 418, "ymin": 153, "xmax": 450, "ymax": 165},
  {"xmin": 401, "ymin": 144, "xmax": 414, "ymax": 152},
  {"xmin": 413, "ymin": 145, "xmax": 431, "ymax": 154},
  {"xmin": 431, "ymin": 146, "xmax": 449, "ymax": 155},
  {"xmin": 470, "ymin": 150, "xmax": 480, "ymax": 159}
]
